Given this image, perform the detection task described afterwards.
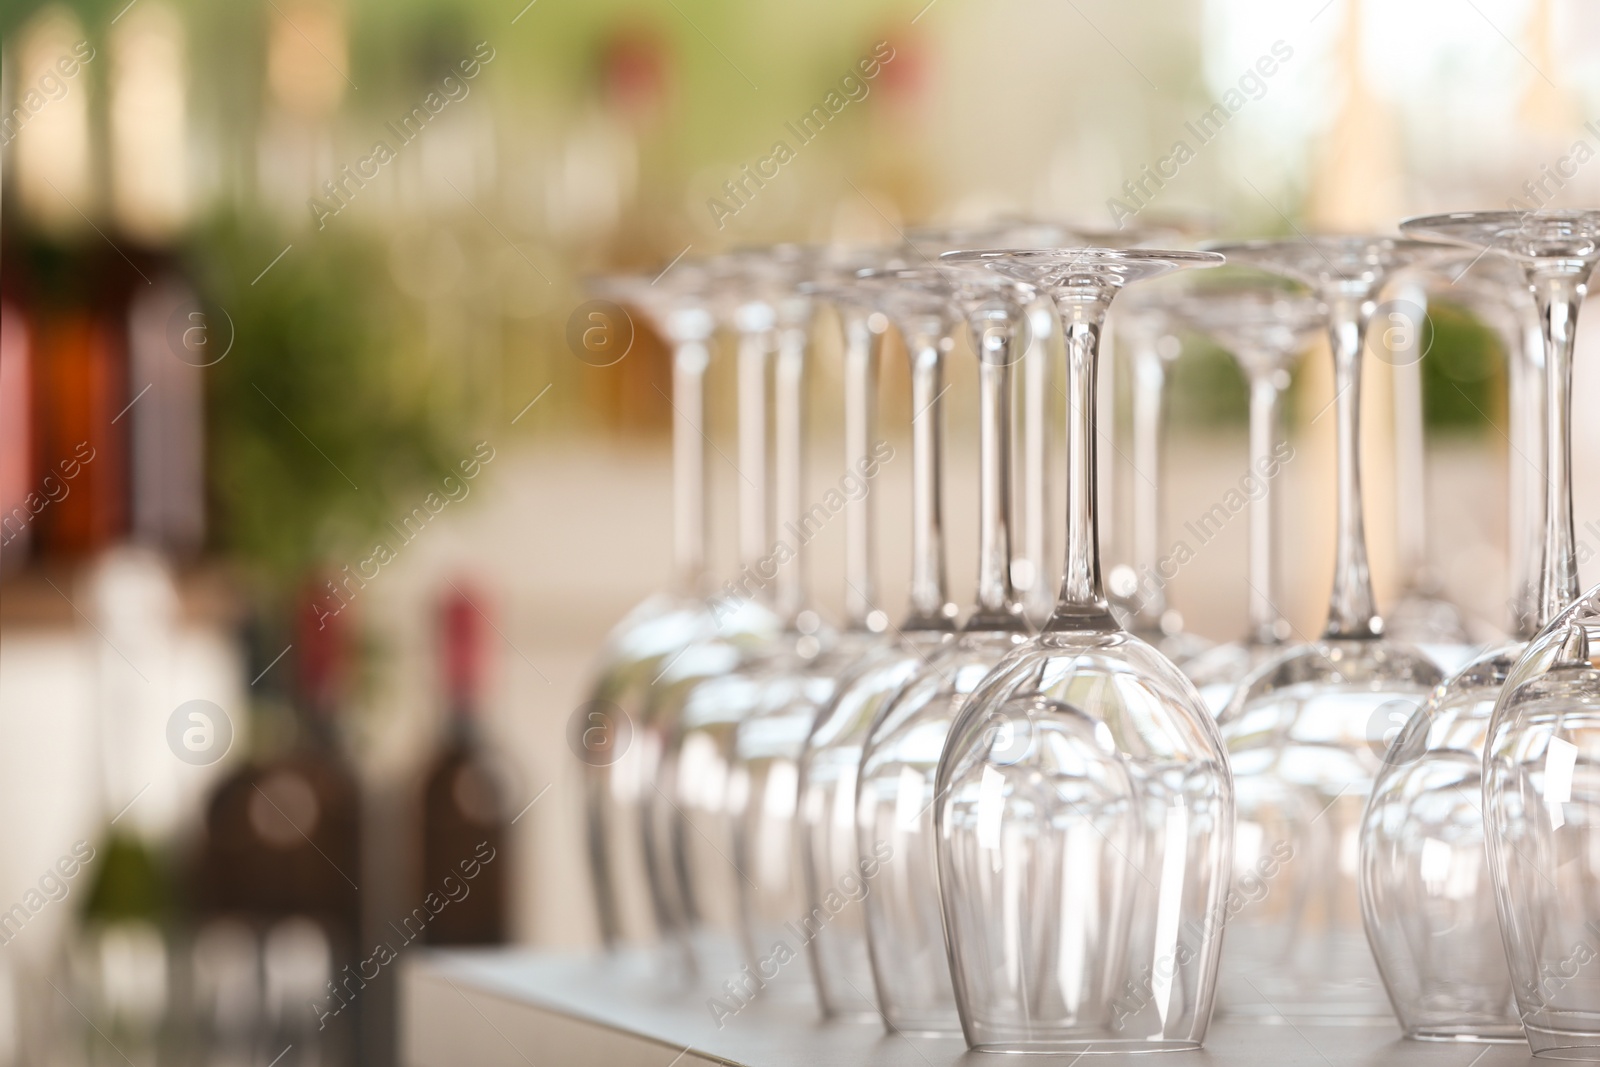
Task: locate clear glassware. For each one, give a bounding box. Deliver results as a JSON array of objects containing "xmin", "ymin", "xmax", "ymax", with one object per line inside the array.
[
  {"xmin": 651, "ymin": 247, "xmax": 822, "ymax": 972},
  {"xmin": 730, "ymin": 251, "xmax": 902, "ymax": 992},
  {"xmin": 1206, "ymin": 237, "xmax": 1450, "ymax": 1023},
  {"xmin": 1164, "ymin": 285, "xmax": 1323, "ymax": 715},
  {"xmin": 1400, "ymin": 210, "xmax": 1600, "ymax": 1058},
  {"xmin": 853, "ymin": 265, "xmax": 1035, "ymax": 1036},
  {"xmin": 579, "ymin": 265, "xmax": 779, "ymax": 950},
  {"xmin": 794, "ymin": 267, "xmax": 961, "ymax": 1020},
  {"xmin": 933, "ymin": 247, "xmax": 1232, "ymax": 1054},
  {"xmin": 1378, "ymin": 274, "xmax": 1474, "ymax": 652},
  {"xmin": 1352, "ymin": 222, "xmax": 1572, "ymax": 1043},
  {"xmin": 1110, "ymin": 293, "xmax": 1213, "ymax": 666},
  {"xmin": 907, "ymin": 220, "xmax": 1084, "ymax": 631}
]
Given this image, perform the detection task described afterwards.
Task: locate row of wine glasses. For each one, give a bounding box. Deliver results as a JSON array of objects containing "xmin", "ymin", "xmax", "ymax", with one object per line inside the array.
[{"xmin": 576, "ymin": 209, "xmax": 1600, "ymax": 1057}]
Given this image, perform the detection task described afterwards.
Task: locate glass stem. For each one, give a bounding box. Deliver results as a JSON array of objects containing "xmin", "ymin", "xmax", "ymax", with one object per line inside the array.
[
  {"xmin": 1323, "ymin": 291, "xmax": 1380, "ymax": 640},
  {"xmin": 773, "ymin": 321, "xmax": 809, "ymax": 625},
  {"xmin": 736, "ymin": 328, "xmax": 771, "ymax": 592},
  {"xmin": 1506, "ymin": 299, "xmax": 1546, "ymax": 638},
  {"xmin": 1129, "ymin": 333, "xmax": 1168, "ymax": 630},
  {"xmin": 671, "ymin": 335, "xmax": 711, "ymax": 598},
  {"xmin": 1245, "ymin": 364, "xmax": 1285, "ymax": 646},
  {"xmin": 1531, "ymin": 265, "xmax": 1588, "ymax": 629},
  {"xmin": 1020, "ymin": 302, "xmax": 1055, "ymax": 625},
  {"xmin": 1048, "ymin": 293, "xmax": 1116, "ymax": 631},
  {"xmin": 968, "ymin": 310, "xmax": 1024, "ymax": 631},
  {"xmin": 842, "ymin": 308, "xmax": 883, "ymax": 630},
  {"xmin": 905, "ymin": 324, "xmax": 956, "ymax": 630},
  {"xmin": 1390, "ymin": 280, "xmax": 1430, "ymax": 592}
]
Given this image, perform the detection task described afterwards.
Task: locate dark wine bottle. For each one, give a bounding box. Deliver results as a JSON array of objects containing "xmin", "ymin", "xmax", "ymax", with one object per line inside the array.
[{"xmin": 417, "ymin": 584, "xmax": 509, "ymax": 944}]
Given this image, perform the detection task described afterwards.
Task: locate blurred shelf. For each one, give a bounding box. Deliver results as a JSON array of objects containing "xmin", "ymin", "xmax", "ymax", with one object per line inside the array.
[{"xmin": 401, "ymin": 944, "xmax": 1543, "ymax": 1067}]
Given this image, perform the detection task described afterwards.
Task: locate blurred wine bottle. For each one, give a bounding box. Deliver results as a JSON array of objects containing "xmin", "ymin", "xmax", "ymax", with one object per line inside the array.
[
  {"xmin": 194, "ymin": 587, "xmax": 363, "ymax": 1066},
  {"xmin": 78, "ymin": 551, "xmax": 186, "ymax": 1065},
  {"xmin": 417, "ymin": 584, "xmax": 509, "ymax": 944}
]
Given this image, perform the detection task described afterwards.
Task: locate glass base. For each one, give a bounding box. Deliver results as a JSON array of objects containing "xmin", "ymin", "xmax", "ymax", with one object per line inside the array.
[
  {"xmin": 1407, "ymin": 1025, "xmax": 1525, "ymax": 1044},
  {"xmin": 1527, "ymin": 1021, "xmax": 1600, "ymax": 1060},
  {"xmin": 1217, "ymin": 1003, "xmax": 1396, "ymax": 1027},
  {"xmin": 967, "ymin": 1037, "xmax": 1203, "ymax": 1055}
]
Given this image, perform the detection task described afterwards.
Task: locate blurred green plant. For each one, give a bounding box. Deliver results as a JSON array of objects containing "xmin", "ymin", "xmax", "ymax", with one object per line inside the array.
[{"xmin": 187, "ymin": 212, "xmax": 465, "ymax": 580}]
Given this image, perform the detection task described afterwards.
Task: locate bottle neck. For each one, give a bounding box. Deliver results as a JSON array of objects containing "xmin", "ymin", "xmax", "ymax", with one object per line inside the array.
[
  {"xmin": 967, "ymin": 308, "xmax": 1024, "ymax": 632},
  {"xmin": 1530, "ymin": 262, "xmax": 1590, "ymax": 630},
  {"xmin": 1323, "ymin": 290, "xmax": 1380, "ymax": 640},
  {"xmin": 1047, "ymin": 291, "xmax": 1117, "ymax": 633},
  {"xmin": 904, "ymin": 323, "xmax": 957, "ymax": 631},
  {"xmin": 670, "ymin": 335, "xmax": 712, "ymax": 598},
  {"xmin": 842, "ymin": 308, "xmax": 884, "ymax": 630}
]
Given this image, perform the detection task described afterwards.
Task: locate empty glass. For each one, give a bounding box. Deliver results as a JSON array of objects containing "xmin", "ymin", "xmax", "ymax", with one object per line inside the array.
[
  {"xmin": 795, "ymin": 266, "xmax": 961, "ymax": 1020},
  {"xmin": 1165, "ymin": 286, "xmax": 1322, "ymax": 714},
  {"xmin": 1207, "ymin": 237, "xmax": 1449, "ymax": 1023},
  {"xmin": 652, "ymin": 247, "xmax": 821, "ymax": 970},
  {"xmin": 853, "ymin": 265, "xmax": 1035, "ymax": 1036},
  {"xmin": 933, "ymin": 247, "xmax": 1232, "ymax": 1054},
  {"xmin": 1354, "ymin": 225, "xmax": 1566, "ymax": 1042},
  {"xmin": 1406, "ymin": 210, "xmax": 1600, "ymax": 1059},
  {"xmin": 580, "ymin": 266, "xmax": 778, "ymax": 950}
]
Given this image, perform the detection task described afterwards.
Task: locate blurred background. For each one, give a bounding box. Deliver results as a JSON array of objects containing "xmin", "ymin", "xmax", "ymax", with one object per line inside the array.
[{"xmin": 5, "ymin": 0, "xmax": 1600, "ymax": 1062}]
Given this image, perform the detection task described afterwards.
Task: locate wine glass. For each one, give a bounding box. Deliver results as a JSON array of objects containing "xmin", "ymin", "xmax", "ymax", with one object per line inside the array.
[
  {"xmin": 792, "ymin": 265, "xmax": 964, "ymax": 1020},
  {"xmin": 648, "ymin": 246, "xmax": 826, "ymax": 972},
  {"xmin": 579, "ymin": 264, "xmax": 779, "ymax": 950},
  {"xmin": 1109, "ymin": 292, "xmax": 1213, "ymax": 666},
  {"xmin": 1352, "ymin": 233, "xmax": 1567, "ymax": 1042},
  {"xmin": 907, "ymin": 220, "xmax": 1084, "ymax": 630},
  {"xmin": 933, "ymin": 247, "xmax": 1232, "ymax": 1054},
  {"xmin": 1377, "ymin": 273, "xmax": 1475, "ymax": 653},
  {"xmin": 1164, "ymin": 285, "xmax": 1324, "ymax": 714},
  {"xmin": 1205, "ymin": 236, "xmax": 1450, "ymax": 1023},
  {"xmin": 851, "ymin": 265, "xmax": 1036, "ymax": 1036},
  {"xmin": 1400, "ymin": 210, "xmax": 1600, "ymax": 1057}
]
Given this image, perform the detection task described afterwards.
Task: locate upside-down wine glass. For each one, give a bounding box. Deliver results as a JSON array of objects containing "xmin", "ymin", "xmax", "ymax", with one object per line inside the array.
[
  {"xmin": 731, "ymin": 251, "xmax": 910, "ymax": 995},
  {"xmin": 1378, "ymin": 274, "xmax": 1475, "ymax": 653},
  {"xmin": 1405, "ymin": 210, "xmax": 1600, "ymax": 1059},
  {"xmin": 794, "ymin": 266, "xmax": 962, "ymax": 1020},
  {"xmin": 580, "ymin": 266, "xmax": 778, "ymax": 950},
  {"xmin": 933, "ymin": 246, "xmax": 1232, "ymax": 1054},
  {"xmin": 1168, "ymin": 286, "xmax": 1323, "ymax": 715},
  {"xmin": 1354, "ymin": 217, "xmax": 1580, "ymax": 1043},
  {"xmin": 1207, "ymin": 237, "xmax": 1451, "ymax": 1023},
  {"xmin": 1109, "ymin": 293, "xmax": 1213, "ymax": 666},
  {"xmin": 907, "ymin": 220, "xmax": 1084, "ymax": 630},
  {"xmin": 650, "ymin": 247, "xmax": 821, "ymax": 973},
  {"xmin": 853, "ymin": 264, "xmax": 1035, "ymax": 1036}
]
